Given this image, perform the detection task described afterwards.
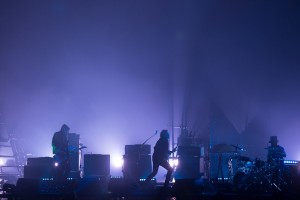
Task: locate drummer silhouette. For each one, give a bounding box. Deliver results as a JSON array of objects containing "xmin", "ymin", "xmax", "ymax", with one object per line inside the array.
[
  {"xmin": 266, "ymin": 136, "xmax": 286, "ymax": 189},
  {"xmin": 267, "ymin": 136, "xmax": 286, "ymax": 165}
]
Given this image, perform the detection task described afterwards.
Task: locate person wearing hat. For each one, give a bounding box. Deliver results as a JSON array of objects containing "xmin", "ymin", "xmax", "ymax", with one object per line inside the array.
[
  {"xmin": 52, "ymin": 124, "xmax": 71, "ymax": 180},
  {"xmin": 267, "ymin": 136, "xmax": 286, "ymax": 188},
  {"xmin": 267, "ymin": 136, "xmax": 286, "ymax": 164},
  {"xmin": 144, "ymin": 130, "xmax": 177, "ymax": 188}
]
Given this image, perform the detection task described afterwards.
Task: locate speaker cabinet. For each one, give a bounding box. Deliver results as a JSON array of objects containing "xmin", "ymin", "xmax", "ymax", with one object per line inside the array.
[
  {"xmin": 177, "ymin": 146, "xmax": 201, "ymax": 157},
  {"xmin": 68, "ymin": 133, "xmax": 80, "ymax": 171},
  {"xmin": 125, "ymin": 144, "xmax": 151, "ymax": 155},
  {"xmin": 84, "ymin": 154, "xmax": 110, "ymax": 178},
  {"xmin": 27, "ymin": 157, "xmax": 54, "ymax": 166},
  {"xmin": 175, "ymin": 156, "xmax": 200, "ymax": 179},
  {"xmin": 122, "ymin": 154, "xmax": 152, "ymax": 180},
  {"xmin": 24, "ymin": 165, "xmax": 53, "ymax": 179}
]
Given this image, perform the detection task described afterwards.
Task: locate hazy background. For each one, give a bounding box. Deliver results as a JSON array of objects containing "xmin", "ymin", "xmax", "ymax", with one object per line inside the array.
[{"xmin": 1, "ymin": 0, "xmax": 300, "ymax": 177}]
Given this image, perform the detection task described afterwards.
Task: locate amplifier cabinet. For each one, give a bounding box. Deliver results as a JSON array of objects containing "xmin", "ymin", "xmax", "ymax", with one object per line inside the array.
[
  {"xmin": 125, "ymin": 144, "xmax": 151, "ymax": 155},
  {"xmin": 175, "ymin": 155, "xmax": 200, "ymax": 179},
  {"xmin": 68, "ymin": 133, "xmax": 80, "ymax": 171},
  {"xmin": 177, "ymin": 146, "xmax": 201, "ymax": 157},
  {"xmin": 27, "ymin": 157, "xmax": 54, "ymax": 166},
  {"xmin": 122, "ymin": 154, "xmax": 152, "ymax": 180},
  {"xmin": 84, "ymin": 154, "xmax": 110, "ymax": 178},
  {"xmin": 24, "ymin": 165, "xmax": 53, "ymax": 179}
]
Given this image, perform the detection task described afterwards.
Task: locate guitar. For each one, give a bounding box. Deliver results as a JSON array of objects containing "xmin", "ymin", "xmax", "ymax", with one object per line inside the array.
[
  {"xmin": 164, "ymin": 146, "xmax": 178, "ymax": 160},
  {"xmin": 68, "ymin": 145, "xmax": 87, "ymax": 154}
]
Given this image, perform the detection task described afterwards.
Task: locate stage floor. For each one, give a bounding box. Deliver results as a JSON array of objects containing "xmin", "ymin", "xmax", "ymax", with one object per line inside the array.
[{"xmin": 1, "ymin": 178, "xmax": 300, "ymax": 200}]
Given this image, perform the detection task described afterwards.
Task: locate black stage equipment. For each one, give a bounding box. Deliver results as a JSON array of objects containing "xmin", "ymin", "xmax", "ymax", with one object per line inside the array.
[
  {"xmin": 175, "ymin": 146, "xmax": 201, "ymax": 179},
  {"xmin": 123, "ymin": 133, "xmax": 154, "ymax": 181},
  {"xmin": 122, "ymin": 153, "xmax": 152, "ymax": 180},
  {"xmin": 108, "ymin": 177, "xmax": 127, "ymax": 197},
  {"xmin": 68, "ymin": 133, "xmax": 80, "ymax": 171},
  {"xmin": 77, "ymin": 176, "xmax": 110, "ymax": 197},
  {"xmin": 209, "ymin": 144, "xmax": 239, "ymax": 181},
  {"xmin": 175, "ymin": 155, "xmax": 200, "ymax": 179},
  {"xmin": 26, "ymin": 157, "xmax": 54, "ymax": 166},
  {"xmin": 24, "ymin": 157, "xmax": 54, "ymax": 179},
  {"xmin": 16, "ymin": 178, "xmax": 40, "ymax": 198},
  {"xmin": 125, "ymin": 144, "xmax": 151, "ymax": 155},
  {"xmin": 83, "ymin": 154, "xmax": 110, "ymax": 178},
  {"xmin": 177, "ymin": 146, "xmax": 201, "ymax": 157},
  {"xmin": 172, "ymin": 178, "xmax": 209, "ymax": 198},
  {"xmin": 16, "ymin": 178, "xmax": 76, "ymax": 198},
  {"xmin": 108, "ymin": 176, "xmax": 156, "ymax": 197}
]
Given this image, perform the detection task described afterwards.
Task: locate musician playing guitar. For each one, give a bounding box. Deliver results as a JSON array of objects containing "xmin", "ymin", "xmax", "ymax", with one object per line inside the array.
[
  {"xmin": 52, "ymin": 124, "xmax": 71, "ymax": 180},
  {"xmin": 145, "ymin": 130, "xmax": 177, "ymax": 188}
]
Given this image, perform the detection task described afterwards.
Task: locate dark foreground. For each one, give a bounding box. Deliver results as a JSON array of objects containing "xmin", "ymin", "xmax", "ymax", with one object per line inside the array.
[{"xmin": 1, "ymin": 178, "xmax": 300, "ymax": 200}]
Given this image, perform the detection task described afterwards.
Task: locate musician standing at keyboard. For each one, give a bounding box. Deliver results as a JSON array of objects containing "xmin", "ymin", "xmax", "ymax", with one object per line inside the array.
[{"xmin": 145, "ymin": 130, "xmax": 177, "ymax": 188}]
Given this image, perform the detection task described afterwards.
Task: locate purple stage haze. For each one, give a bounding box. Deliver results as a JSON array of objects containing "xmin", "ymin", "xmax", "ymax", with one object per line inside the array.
[{"xmin": 1, "ymin": 1, "xmax": 300, "ymax": 177}]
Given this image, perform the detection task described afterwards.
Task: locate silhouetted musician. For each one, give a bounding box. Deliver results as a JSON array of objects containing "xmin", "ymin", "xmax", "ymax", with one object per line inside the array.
[
  {"xmin": 266, "ymin": 136, "xmax": 286, "ymax": 187},
  {"xmin": 145, "ymin": 130, "xmax": 177, "ymax": 188},
  {"xmin": 267, "ymin": 136, "xmax": 286, "ymax": 165},
  {"xmin": 52, "ymin": 124, "xmax": 71, "ymax": 180}
]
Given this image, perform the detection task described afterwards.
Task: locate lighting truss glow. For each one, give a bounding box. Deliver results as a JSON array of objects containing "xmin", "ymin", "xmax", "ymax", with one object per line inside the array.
[
  {"xmin": 0, "ymin": 159, "xmax": 4, "ymax": 166},
  {"xmin": 139, "ymin": 178, "xmax": 155, "ymax": 182},
  {"xmin": 111, "ymin": 176, "xmax": 123, "ymax": 179},
  {"xmin": 169, "ymin": 158, "xmax": 179, "ymax": 168},
  {"xmin": 41, "ymin": 178, "xmax": 53, "ymax": 181},
  {"xmin": 218, "ymin": 177, "xmax": 229, "ymax": 180},
  {"xmin": 284, "ymin": 160, "xmax": 299, "ymax": 164}
]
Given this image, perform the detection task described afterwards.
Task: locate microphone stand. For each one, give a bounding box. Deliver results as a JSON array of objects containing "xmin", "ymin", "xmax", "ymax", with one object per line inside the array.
[
  {"xmin": 135, "ymin": 131, "xmax": 157, "ymax": 181},
  {"xmin": 141, "ymin": 130, "xmax": 158, "ymax": 146}
]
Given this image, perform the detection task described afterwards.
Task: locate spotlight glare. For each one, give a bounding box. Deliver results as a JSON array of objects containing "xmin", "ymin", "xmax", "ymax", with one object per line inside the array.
[
  {"xmin": 54, "ymin": 162, "xmax": 59, "ymax": 167},
  {"xmin": 112, "ymin": 156, "xmax": 123, "ymax": 168},
  {"xmin": 169, "ymin": 158, "xmax": 179, "ymax": 168}
]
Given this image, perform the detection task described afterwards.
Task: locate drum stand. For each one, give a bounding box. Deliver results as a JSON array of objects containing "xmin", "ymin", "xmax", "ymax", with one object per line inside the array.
[
  {"xmin": 216, "ymin": 153, "xmax": 225, "ymax": 182},
  {"xmin": 210, "ymin": 144, "xmax": 238, "ymax": 183}
]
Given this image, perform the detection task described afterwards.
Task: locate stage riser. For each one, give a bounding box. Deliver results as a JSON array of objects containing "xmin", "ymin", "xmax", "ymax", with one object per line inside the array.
[
  {"xmin": 24, "ymin": 165, "xmax": 53, "ymax": 179},
  {"xmin": 77, "ymin": 177, "xmax": 110, "ymax": 196},
  {"xmin": 16, "ymin": 178, "xmax": 109, "ymax": 198}
]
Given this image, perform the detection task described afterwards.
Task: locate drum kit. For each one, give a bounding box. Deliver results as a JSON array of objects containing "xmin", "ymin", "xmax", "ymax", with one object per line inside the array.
[
  {"xmin": 233, "ymin": 158, "xmax": 288, "ymax": 193},
  {"xmin": 212, "ymin": 144, "xmax": 288, "ymax": 193}
]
